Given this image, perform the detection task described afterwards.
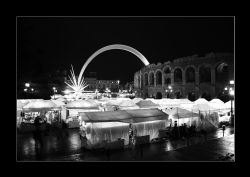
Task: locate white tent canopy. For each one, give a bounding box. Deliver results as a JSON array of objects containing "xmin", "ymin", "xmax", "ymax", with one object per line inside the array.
[
  {"xmin": 136, "ymin": 100, "xmax": 160, "ymax": 109},
  {"xmin": 17, "ymin": 100, "xmax": 29, "ymax": 110},
  {"xmin": 118, "ymin": 100, "xmax": 140, "ymax": 110},
  {"xmin": 23, "ymin": 100, "xmax": 61, "ymax": 111},
  {"xmin": 131, "ymin": 97, "xmax": 143, "ymax": 104},
  {"xmin": 79, "ymin": 108, "xmax": 168, "ymax": 123},
  {"xmin": 194, "ymin": 98, "xmax": 209, "ymax": 105},
  {"xmin": 165, "ymin": 107, "xmax": 199, "ymax": 119},
  {"xmin": 51, "ymin": 99, "xmax": 65, "ymax": 106},
  {"xmin": 209, "ymin": 98, "xmax": 227, "ymax": 110},
  {"xmin": 66, "ymin": 100, "xmax": 99, "ymax": 109}
]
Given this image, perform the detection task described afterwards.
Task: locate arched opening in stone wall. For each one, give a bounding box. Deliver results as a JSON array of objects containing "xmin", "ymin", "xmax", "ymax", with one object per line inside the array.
[
  {"xmin": 156, "ymin": 71, "xmax": 162, "ymax": 85},
  {"xmin": 201, "ymin": 92, "xmax": 211, "ymax": 101},
  {"xmin": 156, "ymin": 92, "xmax": 162, "ymax": 99},
  {"xmin": 185, "ymin": 67, "xmax": 195, "ymax": 83},
  {"xmin": 215, "ymin": 62, "xmax": 229, "ymax": 84},
  {"xmin": 188, "ymin": 92, "xmax": 196, "ymax": 101},
  {"xmin": 149, "ymin": 72, "xmax": 154, "ymax": 86},
  {"xmin": 175, "ymin": 91, "xmax": 181, "ymax": 99},
  {"xmin": 164, "ymin": 77, "xmax": 171, "ymax": 85},
  {"xmin": 199, "ymin": 65, "xmax": 211, "ymax": 83},
  {"xmin": 164, "ymin": 67, "xmax": 171, "ymax": 75},
  {"xmin": 144, "ymin": 73, "xmax": 148, "ymax": 85},
  {"xmin": 174, "ymin": 68, "xmax": 183, "ymax": 83}
]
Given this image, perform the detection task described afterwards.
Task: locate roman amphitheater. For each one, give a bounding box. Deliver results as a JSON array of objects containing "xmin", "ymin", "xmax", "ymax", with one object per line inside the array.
[{"xmin": 134, "ymin": 52, "xmax": 234, "ymax": 100}]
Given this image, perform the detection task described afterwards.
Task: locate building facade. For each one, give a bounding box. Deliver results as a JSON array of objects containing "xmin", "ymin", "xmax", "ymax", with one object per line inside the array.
[
  {"xmin": 134, "ymin": 52, "xmax": 234, "ymax": 100},
  {"xmin": 84, "ymin": 77, "xmax": 119, "ymax": 92}
]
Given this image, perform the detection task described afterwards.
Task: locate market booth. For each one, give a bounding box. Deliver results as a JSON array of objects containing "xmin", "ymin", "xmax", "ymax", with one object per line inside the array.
[
  {"xmin": 17, "ymin": 100, "xmax": 29, "ymax": 128},
  {"xmin": 65, "ymin": 100, "xmax": 100, "ymax": 128},
  {"xmin": 164, "ymin": 107, "xmax": 200, "ymax": 127},
  {"xmin": 164, "ymin": 106, "xmax": 219, "ymax": 132},
  {"xmin": 78, "ymin": 108, "xmax": 168, "ymax": 149},
  {"xmin": 20, "ymin": 100, "xmax": 61, "ymax": 132}
]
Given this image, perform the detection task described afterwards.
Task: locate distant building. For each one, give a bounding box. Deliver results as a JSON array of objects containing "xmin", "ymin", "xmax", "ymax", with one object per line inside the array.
[
  {"xmin": 134, "ymin": 52, "xmax": 234, "ymax": 100},
  {"xmin": 84, "ymin": 77, "xmax": 119, "ymax": 92}
]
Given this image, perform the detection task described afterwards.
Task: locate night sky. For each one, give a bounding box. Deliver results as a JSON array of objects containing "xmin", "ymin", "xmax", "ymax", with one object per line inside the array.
[{"xmin": 17, "ymin": 17, "xmax": 234, "ymax": 84}]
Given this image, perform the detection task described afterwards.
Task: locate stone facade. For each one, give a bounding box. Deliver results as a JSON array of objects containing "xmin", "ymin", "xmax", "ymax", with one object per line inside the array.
[{"xmin": 134, "ymin": 52, "xmax": 234, "ymax": 100}]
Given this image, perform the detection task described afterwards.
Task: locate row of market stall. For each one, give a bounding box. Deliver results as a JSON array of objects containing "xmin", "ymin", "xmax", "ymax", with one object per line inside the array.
[
  {"xmin": 17, "ymin": 97, "xmax": 234, "ymax": 149},
  {"xmin": 17, "ymin": 97, "xmax": 234, "ymax": 134}
]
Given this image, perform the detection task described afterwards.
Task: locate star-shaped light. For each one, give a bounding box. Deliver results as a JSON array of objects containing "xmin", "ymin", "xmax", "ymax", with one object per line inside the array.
[{"xmin": 65, "ymin": 65, "xmax": 88, "ymax": 97}]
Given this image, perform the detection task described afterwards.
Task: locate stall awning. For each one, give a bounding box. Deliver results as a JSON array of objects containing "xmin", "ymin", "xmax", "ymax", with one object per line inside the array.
[
  {"xmin": 136, "ymin": 100, "xmax": 160, "ymax": 108},
  {"xmin": 166, "ymin": 107, "xmax": 199, "ymax": 119},
  {"xmin": 79, "ymin": 108, "xmax": 168, "ymax": 123},
  {"xmin": 22, "ymin": 100, "xmax": 61, "ymax": 112}
]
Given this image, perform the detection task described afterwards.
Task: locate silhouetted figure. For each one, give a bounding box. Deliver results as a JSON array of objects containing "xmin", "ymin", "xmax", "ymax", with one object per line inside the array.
[
  {"xmin": 173, "ymin": 121, "xmax": 178, "ymax": 139},
  {"xmin": 222, "ymin": 125, "xmax": 226, "ymax": 137},
  {"xmin": 129, "ymin": 123, "xmax": 134, "ymax": 146}
]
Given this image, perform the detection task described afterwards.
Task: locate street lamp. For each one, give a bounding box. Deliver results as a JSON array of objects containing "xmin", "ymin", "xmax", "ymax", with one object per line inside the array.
[
  {"xmin": 165, "ymin": 85, "xmax": 173, "ymax": 98},
  {"xmin": 25, "ymin": 83, "xmax": 30, "ymax": 87},
  {"xmin": 52, "ymin": 87, "xmax": 56, "ymax": 99},
  {"xmin": 95, "ymin": 89, "xmax": 98, "ymax": 99}
]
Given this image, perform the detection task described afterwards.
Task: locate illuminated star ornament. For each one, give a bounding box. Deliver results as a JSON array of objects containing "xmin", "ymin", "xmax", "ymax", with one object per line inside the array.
[{"xmin": 65, "ymin": 65, "xmax": 88, "ymax": 98}]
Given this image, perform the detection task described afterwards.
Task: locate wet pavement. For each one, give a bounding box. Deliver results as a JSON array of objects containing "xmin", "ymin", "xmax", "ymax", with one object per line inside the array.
[{"xmin": 17, "ymin": 127, "xmax": 234, "ymax": 161}]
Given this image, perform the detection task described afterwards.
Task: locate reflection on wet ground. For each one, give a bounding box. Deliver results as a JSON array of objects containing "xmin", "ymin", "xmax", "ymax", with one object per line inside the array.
[{"xmin": 17, "ymin": 127, "xmax": 234, "ymax": 161}]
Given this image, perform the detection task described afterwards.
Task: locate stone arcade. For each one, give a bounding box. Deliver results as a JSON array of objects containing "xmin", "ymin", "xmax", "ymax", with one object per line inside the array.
[{"xmin": 134, "ymin": 52, "xmax": 234, "ymax": 100}]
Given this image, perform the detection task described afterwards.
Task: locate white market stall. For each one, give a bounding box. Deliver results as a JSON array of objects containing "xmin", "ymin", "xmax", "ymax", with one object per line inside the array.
[
  {"xmin": 164, "ymin": 107, "xmax": 200, "ymax": 128},
  {"xmin": 20, "ymin": 100, "xmax": 62, "ymax": 132},
  {"xmin": 164, "ymin": 107, "xmax": 219, "ymax": 132},
  {"xmin": 65, "ymin": 100, "xmax": 100, "ymax": 128},
  {"xmin": 17, "ymin": 100, "xmax": 29, "ymax": 128},
  {"xmin": 155, "ymin": 98, "xmax": 181, "ymax": 109},
  {"xmin": 78, "ymin": 108, "xmax": 168, "ymax": 149}
]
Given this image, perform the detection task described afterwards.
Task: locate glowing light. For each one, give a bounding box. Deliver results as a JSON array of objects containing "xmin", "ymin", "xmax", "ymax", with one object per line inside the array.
[
  {"xmin": 31, "ymin": 88, "xmax": 34, "ymax": 91},
  {"xmin": 64, "ymin": 89, "xmax": 71, "ymax": 94},
  {"xmin": 25, "ymin": 83, "xmax": 30, "ymax": 87},
  {"xmin": 168, "ymin": 86, "xmax": 172, "ymax": 89},
  {"xmin": 230, "ymin": 80, "xmax": 234, "ymax": 85},
  {"xmin": 229, "ymin": 90, "xmax": 234, "ymax": 96},
  {"xmin": 53, "ymin": 87, "xmax": 56, "ymax": 90},
  {"xmin": 65, "ymin": 65, "xmax": 88, "ymax": 97},
  {"xmin": 24, "ymin": 88, "xmax": 27, "ymax": 92},
  {"xmin": 224, "ymin": 87, "xmax": 228, "ymax": 91}
]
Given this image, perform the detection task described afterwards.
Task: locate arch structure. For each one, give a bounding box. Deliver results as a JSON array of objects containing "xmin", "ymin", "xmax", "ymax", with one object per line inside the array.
[{"xmin": 78, "ymin": 44, "xmax": 150, "ymax": 85}]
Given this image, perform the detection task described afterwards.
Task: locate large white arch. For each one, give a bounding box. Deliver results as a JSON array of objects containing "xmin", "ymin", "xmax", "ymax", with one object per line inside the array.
[{"xmin": 78, "ymin": 44, "xmax": 150, "ymax": 85}]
